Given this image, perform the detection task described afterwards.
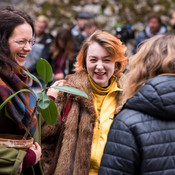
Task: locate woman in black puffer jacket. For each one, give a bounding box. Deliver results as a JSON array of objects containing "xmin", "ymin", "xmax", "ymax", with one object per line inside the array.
[{"xmin": 99, "ymin": 34, "xmax": 175, "ymax": 175}]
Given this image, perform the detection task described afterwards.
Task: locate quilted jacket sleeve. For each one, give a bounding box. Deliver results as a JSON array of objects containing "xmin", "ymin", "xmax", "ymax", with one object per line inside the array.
[{"xmin": 99, "ymin": 113, "xmax": 140, "ymax": 175}]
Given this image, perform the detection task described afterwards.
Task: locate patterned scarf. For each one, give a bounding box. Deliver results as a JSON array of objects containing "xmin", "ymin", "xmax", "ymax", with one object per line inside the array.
[{"xmin": 0, "ymin": 63, "xmax": 37, "ymax": 136}]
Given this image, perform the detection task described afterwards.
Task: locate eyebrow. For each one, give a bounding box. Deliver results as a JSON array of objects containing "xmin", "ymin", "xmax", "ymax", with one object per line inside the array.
[
  {"xmin": 88, "ymin": 55, "xmax": 110, "ymax": 58},
  {"xmin": 15, "ymin": 38, "xmax": 34, "ymax": 41}
]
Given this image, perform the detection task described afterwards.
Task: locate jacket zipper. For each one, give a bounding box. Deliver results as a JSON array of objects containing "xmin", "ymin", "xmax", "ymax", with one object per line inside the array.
[{"xmin": 94, "ymin": 118, "xmax": 101, "ymax": 157}]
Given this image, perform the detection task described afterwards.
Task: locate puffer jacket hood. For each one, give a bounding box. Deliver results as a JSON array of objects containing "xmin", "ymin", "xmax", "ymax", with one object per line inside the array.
[
  {"xmin": 125, "ymin": 75, "xmax": 175, "ymax": 120},
  {"xmin": 99, "ymin": 74, "xmax": 175, "ymax": 175}
]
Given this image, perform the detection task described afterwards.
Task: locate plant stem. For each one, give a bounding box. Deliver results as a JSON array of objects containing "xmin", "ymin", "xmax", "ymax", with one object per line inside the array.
[{"xmin": 22, "ymin": 99, "xmax": 39, "ymax": 140}]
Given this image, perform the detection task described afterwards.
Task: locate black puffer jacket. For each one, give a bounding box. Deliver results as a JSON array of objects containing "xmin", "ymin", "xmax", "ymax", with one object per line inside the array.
[{"xmin": 99, "ymin": 75, "xmax": 175, "ymax": 175}]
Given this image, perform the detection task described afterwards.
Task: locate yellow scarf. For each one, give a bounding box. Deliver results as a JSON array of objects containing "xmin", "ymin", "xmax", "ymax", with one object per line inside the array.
[
  {"xmin": 88, "ymin": 75, "xmax": 120, "ymax": 117},
  {"xmin": 88, "ymin": 75, "xmax": 122, "ymax": 175}
]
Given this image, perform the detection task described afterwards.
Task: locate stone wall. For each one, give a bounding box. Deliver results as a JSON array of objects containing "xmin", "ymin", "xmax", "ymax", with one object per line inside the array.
[{"xmin": 1, "ymin": 0, "xmax": 175, "ymax": 54}]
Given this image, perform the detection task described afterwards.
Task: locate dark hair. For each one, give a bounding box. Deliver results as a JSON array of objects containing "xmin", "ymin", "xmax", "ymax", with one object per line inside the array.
[
  {"xmin": 0, "ymin": 6, "xmax": 34, "ymax": 73},
  {"xmin": 147, "ymin": 13, "xmax": 162, "ymax": 24},
  {"xmin": 50, "ymin": 28, "xmax": 77, "ymax": 60}
]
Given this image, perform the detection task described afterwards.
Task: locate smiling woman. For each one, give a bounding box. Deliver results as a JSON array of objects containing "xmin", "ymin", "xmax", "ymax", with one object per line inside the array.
[
  {"xmin": 8, "ymin": 23, "xmax": 34, "ymax": 67},
  {"xmin": 42, "ymin": 30, "xmax": 128, "ymax": 175},
  {"xmin": 0, "ymin": 6, "xmax": 42, "ymax": 174},
  {"xmin": 86, "ymin": 42, "xmax": 115, "ymax": 87}
]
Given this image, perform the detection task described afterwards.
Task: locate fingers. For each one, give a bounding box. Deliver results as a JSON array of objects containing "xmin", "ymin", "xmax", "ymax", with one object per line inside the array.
[
  {"xmin": 51, "ymin": 81, "xmax": 61, "ymax": 87},
  {"xmin": 34, "ymin": 142, "xmax": 40, "ymax": 150},
  {"xmin": 54, "ymin": 72, "xmax": 64, "ymax": 80},
  {"xmin": 52, "ymin": 80, "xmax": 65, "ymax": 87},
  {"xmin": 29, "ymin": 142, "xmax": 42, "ymax": 165},
  {"xmin": 30, "ymin": 144, "xmax": 36, "ymax": 149},
  {"xmin": 47, "ymin": 80, "xmax": 65, "ymax": 97}
]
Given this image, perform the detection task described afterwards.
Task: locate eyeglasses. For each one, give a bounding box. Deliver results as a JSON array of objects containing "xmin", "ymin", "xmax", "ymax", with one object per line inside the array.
[{"xmin": 13, "ymin": 39, "xmax": 35, "ymax": 48}]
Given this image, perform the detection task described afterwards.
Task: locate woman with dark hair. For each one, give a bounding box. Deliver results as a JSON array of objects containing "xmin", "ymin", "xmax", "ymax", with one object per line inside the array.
[
  {"xmin": 48, "ymin": 28, "xmax": 78, "ymax": 81},
  {"xmin": 99, "ymin": 34, "xmax": 175, "ymax": 174},
  {"xmin": 41, "ymin": 30, "xmax": 128, "ymax": 175},
  {"xmin": 0, "ymin": 6, "xmax": 42, "ymax": 174}
]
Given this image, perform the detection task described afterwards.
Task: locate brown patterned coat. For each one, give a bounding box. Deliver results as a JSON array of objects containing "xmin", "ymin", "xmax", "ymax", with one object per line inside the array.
[
  {"xmin": 41, "ymin": 70, "xmax": 123, "ymax": 175},
  {"xmin": 41, "ymin": 70, "xmax": 96, "ymax": 175}
]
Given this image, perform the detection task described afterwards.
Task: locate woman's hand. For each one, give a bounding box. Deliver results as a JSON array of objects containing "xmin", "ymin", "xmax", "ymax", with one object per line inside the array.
[
  {"xmin": 29, "ymin": 142, "xmax": 42, "ymax": 165},
  {"xmin": 54, "ymin": 72, "xmax": 64, "ymax": 80},
  {"xmin": 47, "ymin": 80, "xmax": 65, "ymax": 98}
]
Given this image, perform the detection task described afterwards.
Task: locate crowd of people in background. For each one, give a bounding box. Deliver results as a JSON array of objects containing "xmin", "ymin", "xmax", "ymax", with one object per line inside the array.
[
  {"xmin": 25, "ymin": 11, "xmax": 97, "ymax": 93},
  {"xmin": 25, "ymin": 10, "xmax": 175, "ymax": 91},
  {"xmin": 1, "ymin": 5, "xmax": 175, "ymax": 175},
  {"xmin": 24, "ymin": 10, "xmax": 175, "ymax": 90}
]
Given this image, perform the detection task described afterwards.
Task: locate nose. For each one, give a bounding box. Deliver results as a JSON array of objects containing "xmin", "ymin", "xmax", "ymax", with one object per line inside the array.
[
  {"xmin": 96, "ymin": 60, "xmax": 104, "ymax": 69},
  {"xmin": 23, "ymin": 42, "xmax": 32, "ymax": 52}
]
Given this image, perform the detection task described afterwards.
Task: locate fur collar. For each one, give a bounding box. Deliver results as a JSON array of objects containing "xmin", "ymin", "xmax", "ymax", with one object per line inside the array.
[{"xmin": 51, "ymin": 70, "xmax": 96, "ymax": 175}]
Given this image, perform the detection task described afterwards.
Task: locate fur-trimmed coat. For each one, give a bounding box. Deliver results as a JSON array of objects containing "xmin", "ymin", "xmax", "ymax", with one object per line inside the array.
[{"xmin": 41, "ymin": 70, "xmax": 122, "ymax": 175}]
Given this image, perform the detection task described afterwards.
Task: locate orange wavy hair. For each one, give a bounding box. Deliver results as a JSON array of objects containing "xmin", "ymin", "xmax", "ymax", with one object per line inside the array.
[
  {"xmin": 122, "ymin": 33, "xmax": 175, "ymax": 103},
  {"xmin": 74, "ymin": 30, "xmax": 128, "ymax": 75}
]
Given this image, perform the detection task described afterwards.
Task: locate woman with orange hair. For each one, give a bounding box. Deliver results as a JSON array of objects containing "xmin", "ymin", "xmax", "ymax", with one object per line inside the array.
[
  {"xmin": 99, "ymin": 34, "xmax": 175, "ymax": 175},
  {"xmin": 41, "ymin": 30, "xmax": 127, "ymax": 175}
]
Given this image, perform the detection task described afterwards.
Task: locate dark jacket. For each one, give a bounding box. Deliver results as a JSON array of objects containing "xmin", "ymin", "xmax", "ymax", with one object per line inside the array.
[{"xmin": 99, "ymin": 75, "xmax": 175, "ymax": 175}]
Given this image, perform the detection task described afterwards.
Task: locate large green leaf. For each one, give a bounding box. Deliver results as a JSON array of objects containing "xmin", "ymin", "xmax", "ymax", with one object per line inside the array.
[
  {"xmin": 24, "ymin": 70, "xmax": 43, "ymax": 89},
  {"xmin": 36, "ymin": 58, "xmax": 53, "ymax": 83},
  {"xmin": 0, "ymin": 89, "xmax": 36, "ymax": 110},
  {"xmin": 37, "ymin": 92, "xmax": 50, "ymax": 109},
  {"xmin": 51, "ymin": 86, "xmax": 88, "ymax": 99},
  {"xmin": 39, "ymin": 99, "xmax": 58, "ymax": 125}
]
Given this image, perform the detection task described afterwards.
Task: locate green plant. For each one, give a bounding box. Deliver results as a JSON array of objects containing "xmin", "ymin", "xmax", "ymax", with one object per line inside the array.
[{"xmin": 0, "ymin": 58, "xmax": 88, "ymax": 139}]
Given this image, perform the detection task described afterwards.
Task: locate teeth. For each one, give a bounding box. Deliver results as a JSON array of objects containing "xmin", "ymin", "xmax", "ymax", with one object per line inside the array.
[
  {"xmin": 18, "ymin": 54, "xmax": 27, "ymax": 57},
  {"xmin": 96, "ymin": 72, "xmax": 105, "ymax": 75}
]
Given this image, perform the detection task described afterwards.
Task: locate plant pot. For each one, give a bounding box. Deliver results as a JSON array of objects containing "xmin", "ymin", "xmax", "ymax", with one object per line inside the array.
[{"xmin": 0, "ymin": 134, "xmax": 33, "ymax": 151}]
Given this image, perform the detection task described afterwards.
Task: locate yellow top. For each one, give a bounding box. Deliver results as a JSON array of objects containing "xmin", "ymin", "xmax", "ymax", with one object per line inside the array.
[{"xmin": 88, "ymin": 75, "xmax": 122, "ymax": 175}]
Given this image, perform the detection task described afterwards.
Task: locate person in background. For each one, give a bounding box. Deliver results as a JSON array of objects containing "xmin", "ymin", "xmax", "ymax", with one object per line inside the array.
[
  {"xmin": 170, "ymin": 11, "xmax": 175, "ymax": 29},
  {"xmin": 25, "ymin": 15, "xmax": 53, "ymax": 92},
  {"xmin": 132, "ymin": 13, "xmax": 167, "ymax": 54},
  {"xmin": 41, "ymin": 30, "xmax": 127, "ymax": 175},
  {"xmin": 0, "ymin": 6, "xmax": 42, "ymax": 174},
  {"xmin": 71, "ymin": 11, "xmax": 94, "ymax": 37},
  {"xmin": 48, "ymin": 28, "xmax": 78, "ymax": 81},
  {"xmin": 72, "ymin": 11, "xmax": 95, "ymax": 50},
  {"xmin": 99, "ymin": 34, "xmax": 175, "ymax": 175},
  {"xmin": 76, "ymin": 18, "xmax": 98, "ymax": 51},
  {"xmin": 83, "ymin": 19, "xmax": 97, "ymax": 37}
]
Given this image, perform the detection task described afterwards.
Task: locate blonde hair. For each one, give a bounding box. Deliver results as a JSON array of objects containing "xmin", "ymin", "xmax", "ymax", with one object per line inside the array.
[
  {"xmin": 122, "ymin": 33, "xmax": 175, "ymax": 103},
  {"xmin": 74, "ymin": 30, "xmax": 128, "ymax": 75},
  {"xmin": 36, "ymin": 15, "xmax": 49, "ymax": 27}
]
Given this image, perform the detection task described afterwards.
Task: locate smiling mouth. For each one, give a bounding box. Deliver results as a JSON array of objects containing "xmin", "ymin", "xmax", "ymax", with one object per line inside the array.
[
  {"xmin": 18, "ymin": 54, "xmax": 27, "ymax": 57},
  {"xmin": 95, "ymin": 72, "xmax": 105, "ymax": 75},
  {"xmin": 17, "ymin": 54, "xmax": 28, "ymax": 60}
]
